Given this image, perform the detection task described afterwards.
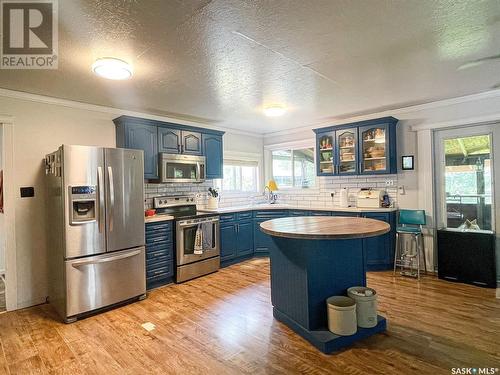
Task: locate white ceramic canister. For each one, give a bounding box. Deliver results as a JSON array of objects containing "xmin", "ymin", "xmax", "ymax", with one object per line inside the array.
[
  {"xmin": 347, "ymin": 286, "xmax": 378, "ymax": 328},
  {"xmin": 326, "ymin": 296, "xmax": 357, "ymax": 336}
]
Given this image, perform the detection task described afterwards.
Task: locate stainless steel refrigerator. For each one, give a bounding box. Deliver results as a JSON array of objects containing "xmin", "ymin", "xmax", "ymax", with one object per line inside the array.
[{"xmin": 45, "ymin": 145, "xmax": 146, "ymax": 323}]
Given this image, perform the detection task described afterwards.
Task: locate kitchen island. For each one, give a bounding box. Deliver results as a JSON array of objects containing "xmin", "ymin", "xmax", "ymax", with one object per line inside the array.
[{"xmin": 260, "ymin": 216, "xmax": 390, "ymax": 354}]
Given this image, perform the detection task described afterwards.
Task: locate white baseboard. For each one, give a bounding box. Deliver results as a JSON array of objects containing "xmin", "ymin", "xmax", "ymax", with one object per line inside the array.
[{"xmin": 496, "ymin": 288, "xmax": 500, "ymax": 299}]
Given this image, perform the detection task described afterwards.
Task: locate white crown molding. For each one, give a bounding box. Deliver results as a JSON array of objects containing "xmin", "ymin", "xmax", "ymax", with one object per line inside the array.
[
  {"xmin": 264, "ymin": 89, "xmax": 500, "ymax": 137},
  {"xmin": 410, "ymin": 113, "xmax": 500, "ymax": 132},
  {"xmin": 264, "ymin": 138, "xmax": 315, "ymax": 150},
  {"xmin": 0, "ymin": 88, "xmax": 263, "ymax": 138}
]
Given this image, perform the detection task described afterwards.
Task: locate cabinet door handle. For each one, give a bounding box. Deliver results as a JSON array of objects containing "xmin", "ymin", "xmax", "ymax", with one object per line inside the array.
[{"xmin": 177, "ymin": 144, "xmax": 180, "ymax": 153}]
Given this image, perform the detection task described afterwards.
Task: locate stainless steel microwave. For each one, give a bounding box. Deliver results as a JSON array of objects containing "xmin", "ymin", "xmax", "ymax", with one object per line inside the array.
[{"xmin": 159, "ymin": 154, "xmax": 206, "ymax": 183}]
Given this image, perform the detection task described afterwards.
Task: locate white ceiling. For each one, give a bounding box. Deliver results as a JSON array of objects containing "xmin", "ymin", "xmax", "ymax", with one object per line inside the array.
[{"xmin": 1, "ymin": 0, "xmax": 500, "ymax": 134}]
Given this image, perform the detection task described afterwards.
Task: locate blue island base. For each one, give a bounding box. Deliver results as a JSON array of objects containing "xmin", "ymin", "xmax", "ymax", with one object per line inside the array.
[{"xmin": 273, "ymin": 308, "xmax": 387, "ymax": 354}]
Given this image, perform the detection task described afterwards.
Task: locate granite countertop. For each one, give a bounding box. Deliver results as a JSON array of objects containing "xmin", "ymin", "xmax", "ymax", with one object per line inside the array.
[
  {"xmin": 145, "ymin": 215, "xmax": 175, "ymax": 223},
  {"xmin": 198, "ymin": 204, "xmax": 397, "ymax": 214}
]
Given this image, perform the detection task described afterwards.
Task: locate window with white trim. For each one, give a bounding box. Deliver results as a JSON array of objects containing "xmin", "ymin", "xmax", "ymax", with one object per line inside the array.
[
  {"xmin": 216, "ymin": 159, "xmax": 259, "ymax": 192},
  {"xmin": 271, "ymin": 148, "xmax": 315, "ymax": 188}
]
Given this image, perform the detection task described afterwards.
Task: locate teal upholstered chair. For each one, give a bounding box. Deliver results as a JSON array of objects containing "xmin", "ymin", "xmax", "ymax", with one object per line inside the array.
[{"xmin": 393, "ymin": 209, "xmax": 427, "ymax": 279}]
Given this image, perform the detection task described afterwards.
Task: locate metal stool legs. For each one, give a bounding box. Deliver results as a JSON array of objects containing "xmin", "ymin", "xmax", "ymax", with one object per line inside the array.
[{"xmin": 393, "ymin": 232, "xmax": 426, "ymax": 279}]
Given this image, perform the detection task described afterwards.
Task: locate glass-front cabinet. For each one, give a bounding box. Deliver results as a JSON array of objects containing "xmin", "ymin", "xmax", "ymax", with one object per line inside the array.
[
  {"xmin": 316, "ymin": 132, "xmax": 335, "ymax": 175},
  {"xmin": 359, "ymin": 123, "xmax": 390, "ymax": 174},
  {"xmin": 336, "ymin": 128, "xmax": 358, "ymax": 175},
  {"xmin": 313, "ymin": 117, "xmax": 397, "ymax": 176}
]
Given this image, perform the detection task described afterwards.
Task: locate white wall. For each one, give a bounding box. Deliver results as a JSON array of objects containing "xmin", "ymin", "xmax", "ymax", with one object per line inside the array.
[{"xmin": 0, "ymin": 94, "xmax": 261, "ymax": 309}]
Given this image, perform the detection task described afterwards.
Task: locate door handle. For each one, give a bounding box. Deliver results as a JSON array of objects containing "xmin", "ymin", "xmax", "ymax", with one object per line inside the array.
[
  {"xmin": 71, "ymin": 249, "xmax": 141, "ymax": 268},
  {"xmin": 107, "ymin": 166, "xmax": 115, "ymax": 232},
  {"xmin": 97, "ymin": 166, "xmax": 105, "ymax": 233},
  {"xmin": 177, "ymin": 144, "xmax": 181, "ymax": 153}
]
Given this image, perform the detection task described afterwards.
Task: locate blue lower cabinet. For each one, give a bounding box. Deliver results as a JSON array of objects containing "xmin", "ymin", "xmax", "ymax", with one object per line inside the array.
[
  {"xmin": 236, "ymin": 221, "xmax": 254, "ymax": 257},
  {"xmin": 289, "ymin": 210, "xmax": 310, "ymax": 216},
  {"xmin": 310, "ymin": 210, "xmax": 331, "ymax": 216},
  {"xmin": 220, "ymin": 211, "xmax": 254, "ymax": 266},
  {"xmin": 218, "ymin": 209, "xmax": 396, "ymax": 272},
  {"xmin": 331, "ymin": 211, "xmax": 360, "ymax": 217},
  {"xmin": 253, "ymin": 210, "xmax": 288, "ymax": 255},
  {"xmin": 220, "ymin": 223, "xmax": 237, "ymax": 262},
  {"xmin": 145, "ymin": 221, "xmax": 174, "ymax": 290},
  {"xmin": 362, "ymin": 212, "xmax": 396, "ymax": 271}
]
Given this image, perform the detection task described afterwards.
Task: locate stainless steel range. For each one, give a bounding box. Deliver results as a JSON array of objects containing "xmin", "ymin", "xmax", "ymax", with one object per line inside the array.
[{"xmin": 153, "ymin": 196, "xmax": 220, "ymax": 282}]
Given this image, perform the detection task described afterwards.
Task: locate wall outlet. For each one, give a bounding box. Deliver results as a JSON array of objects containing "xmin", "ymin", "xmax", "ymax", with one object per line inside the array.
[
  {"xmin": 385, "ymin": 180, "xmax": 394, "ymax": 186},
  {"xmin": 330, "ymin": 192, "xmax": 335, "ymax": 198},
  {"xmin": 398, "ymin": 186, "xmax": 406, "ymax": 195}
]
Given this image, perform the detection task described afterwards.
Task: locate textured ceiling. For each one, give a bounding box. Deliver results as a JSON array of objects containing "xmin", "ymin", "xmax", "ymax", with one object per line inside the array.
[{"xmin": 1, "ymin": 0, "xmax": 500, "ymax": 134}]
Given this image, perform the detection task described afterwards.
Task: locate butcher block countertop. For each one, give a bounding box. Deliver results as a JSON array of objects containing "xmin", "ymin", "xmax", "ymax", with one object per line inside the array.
[{"xmin": 259, "ymin": 216, "xmax": 390, "ymax": 240}]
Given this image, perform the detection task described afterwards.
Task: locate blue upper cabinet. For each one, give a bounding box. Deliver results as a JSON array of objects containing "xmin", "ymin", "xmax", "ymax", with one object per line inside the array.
[
  {"xmin": 316, "ymin": 131, "xmax": 335, "ymax": 175},
  {"xmin": 202, "ymin": 134, "xmax": 223, "ymax": 179},
  {"xmin": 115, "ymin": 119, "xmax": 158, "ymax": 179},
  {"xmin": 181, "ymin": 131, "xmax": 202, "ymax": 155},
  {"xmin": 114, "ymin": 115, "xmax": 224, "ymax": 180},
  {"xmin": 314, "ymin": 117, "xmax": 397, "ymax": 176},
  {"xmin": 358, "ymin": 121, "xmax": 396, "ymax": 175},
  {"xmin": 336, "ymin": 127, "xmax": 359, "ymax": 175},
  {"xmin": 158, "ymin": 128, "xmax": 181, "ymax": 153},
  {"xmin": 158, "ymin": 128, "xmax": 202, "ymax": 155}
]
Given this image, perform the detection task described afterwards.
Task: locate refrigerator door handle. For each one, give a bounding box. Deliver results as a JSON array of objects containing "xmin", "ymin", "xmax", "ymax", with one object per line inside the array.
[
  {"xmin": 71, "ymin": 249, "xmax": 141, "ymax": 268},
  {"xmin": 107, "ymin": 166, "xmax": 115, "ymax": 232},
  {"xmin": 97, "ymin": 166, "xmax": 105, "ymax": 233}
]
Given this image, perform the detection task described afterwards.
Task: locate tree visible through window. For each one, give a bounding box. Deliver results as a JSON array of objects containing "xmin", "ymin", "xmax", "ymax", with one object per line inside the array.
[{"xmin": 272, "ymin": 148, "xmax": 315, "ymax": 188}]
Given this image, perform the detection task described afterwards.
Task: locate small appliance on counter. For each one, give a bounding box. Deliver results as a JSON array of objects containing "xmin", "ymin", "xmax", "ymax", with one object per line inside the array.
[
  {"xmin": 153, "ymin": 196, "xmax": 220, "ymax": 282},
  {"xmin": 357, "ymin": 189, "xmax": 384, "ymax": 208}
]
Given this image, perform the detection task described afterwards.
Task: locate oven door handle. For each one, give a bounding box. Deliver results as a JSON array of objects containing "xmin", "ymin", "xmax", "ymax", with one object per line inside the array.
[{"xmin": 178, "ymin": 219, "xmax": 219, "ymax": 228}]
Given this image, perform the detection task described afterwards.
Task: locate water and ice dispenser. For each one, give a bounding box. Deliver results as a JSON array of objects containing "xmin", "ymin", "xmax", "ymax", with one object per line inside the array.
[{"xmin": 69, "ymin": 186, "xmax": 97, "ymax": 224}]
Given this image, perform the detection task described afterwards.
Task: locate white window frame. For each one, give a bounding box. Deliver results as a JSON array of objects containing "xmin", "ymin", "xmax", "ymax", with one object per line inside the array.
[
  {"xmin": 216, "ymin": 151, "xmax": 261, "ymax": 193},
  {"xmin": 264, "ymin": 139, "xmax": 319, "ymax": 192}
]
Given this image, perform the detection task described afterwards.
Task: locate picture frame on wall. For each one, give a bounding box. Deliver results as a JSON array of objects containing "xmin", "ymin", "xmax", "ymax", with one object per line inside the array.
[{"xmin": 402, "ymin": 155, "xmax": 414, "ymax": 170}]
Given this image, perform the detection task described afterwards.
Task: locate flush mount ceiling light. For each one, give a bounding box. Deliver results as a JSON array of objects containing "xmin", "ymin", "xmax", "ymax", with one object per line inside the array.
[
  {"xmin": 264, "ymin": 105, "xmax": 286, "ymax": 117},
  {"xmin": 92, "ymin": 57, "xmax": 133, "ymax": 80}
]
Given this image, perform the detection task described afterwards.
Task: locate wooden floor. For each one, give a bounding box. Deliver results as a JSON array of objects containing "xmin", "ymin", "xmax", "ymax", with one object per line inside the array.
[{"xmin": 0, "ymin": 258, "xmax": 498, "ymax": 374}]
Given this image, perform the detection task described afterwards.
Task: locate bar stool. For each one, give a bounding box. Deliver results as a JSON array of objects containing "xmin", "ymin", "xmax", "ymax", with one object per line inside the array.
[{"xmin": 393, "ymin": 209, "xmax": 427, "ymax": 279}]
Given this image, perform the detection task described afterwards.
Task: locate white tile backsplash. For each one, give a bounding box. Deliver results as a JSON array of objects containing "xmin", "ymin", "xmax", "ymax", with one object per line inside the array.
[{"xmin": 144, "ymin": 174, "xmax": 398, "ymax": 210}]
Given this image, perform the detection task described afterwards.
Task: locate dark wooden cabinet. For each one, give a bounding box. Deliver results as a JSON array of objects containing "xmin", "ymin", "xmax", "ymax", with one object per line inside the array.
[
  {"xmin": 313, "ymin": 117, "xmax": 398, "ymax": 176},
  {"xmin": 145, "ymin": 221, "xmax": 174, "ymax": 290},
  {"xmin": 158, "ymin": 128, "xmax": 181, "ymax": 154},
  {"xmin": 437, "ymin": 229, "xmax": 496, "ymax": 288},
  {"xmin": 115, "ymin": 120, "xmax": 158, "ymax": 179},
  {"xmin": 202, "ymin": 134, "xmax": 223, "ymax": 179}
]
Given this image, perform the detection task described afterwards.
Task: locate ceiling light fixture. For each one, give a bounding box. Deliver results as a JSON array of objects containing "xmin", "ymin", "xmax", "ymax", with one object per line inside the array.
[
  {"xmin": 92, "ymin": 57, "xmax": 133, "ymax": 80},
  {"xmin": 264, "ymin": 105, "xmax": 286, "ymax": 117}
]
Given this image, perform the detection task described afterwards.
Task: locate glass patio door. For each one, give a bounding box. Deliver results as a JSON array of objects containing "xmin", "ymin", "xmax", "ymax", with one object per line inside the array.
[{"xmin": 435, "ymin": 124, "xmax": 500, "ymax": 232}]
